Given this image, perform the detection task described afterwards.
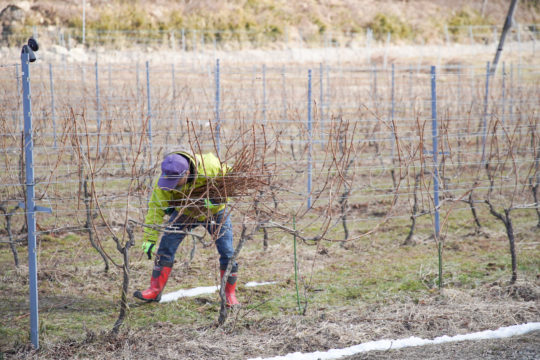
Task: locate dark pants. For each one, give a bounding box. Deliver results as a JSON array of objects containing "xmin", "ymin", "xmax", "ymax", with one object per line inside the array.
[{"xmin": 156, "ymin": 209, "xmax": 238, "ymax": 272}]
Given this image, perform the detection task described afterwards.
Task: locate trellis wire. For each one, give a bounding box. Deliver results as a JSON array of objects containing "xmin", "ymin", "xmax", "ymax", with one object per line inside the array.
[{"xmin": 1, "ymin": 59, "xmax": 538, "ymax": 294}]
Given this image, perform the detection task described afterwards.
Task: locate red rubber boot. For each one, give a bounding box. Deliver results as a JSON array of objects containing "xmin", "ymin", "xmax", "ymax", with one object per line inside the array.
[
  {"xmin": 134, "ymin": 265, "xmax": 172, "ymax": 302},
  {"xmin": 220, "ymin": 269, "xmax": 240, "ymax": 307}
]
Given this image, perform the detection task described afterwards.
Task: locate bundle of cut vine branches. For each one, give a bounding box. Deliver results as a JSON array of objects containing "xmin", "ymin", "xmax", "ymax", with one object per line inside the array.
[{"xmin": 184, "ymin": 129, "xmax": 273, "ymax": 203}]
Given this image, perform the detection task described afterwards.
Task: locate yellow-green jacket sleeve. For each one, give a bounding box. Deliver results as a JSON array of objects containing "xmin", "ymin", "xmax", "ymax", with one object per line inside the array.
[{"xmin": 143, "ymin": 180, "xmax": 173, "ymax": 244}]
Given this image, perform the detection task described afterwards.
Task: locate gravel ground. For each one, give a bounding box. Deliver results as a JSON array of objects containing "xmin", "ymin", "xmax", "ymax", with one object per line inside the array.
[{"xmin": 344, "ymin": 331, "xmax": 540, "ymax": 360}]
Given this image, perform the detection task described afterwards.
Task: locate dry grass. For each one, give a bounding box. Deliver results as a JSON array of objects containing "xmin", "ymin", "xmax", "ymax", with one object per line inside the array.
[
  {"xmin": 10, "ymin": 282, "xmax": 539, "ymax": 359},
  {"xmin": 2, "ymin": 213, "xmax": 538, "ymax": 358},
  {"xmin": 1, "ymin": 0, "xmax": 538, "ymax": 47}
]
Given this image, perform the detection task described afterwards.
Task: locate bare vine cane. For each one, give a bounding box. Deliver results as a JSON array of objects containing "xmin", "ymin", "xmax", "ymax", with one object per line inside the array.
[{"xmin": 111, "ymin": 221, "xmax": 135, "ymax": 334}]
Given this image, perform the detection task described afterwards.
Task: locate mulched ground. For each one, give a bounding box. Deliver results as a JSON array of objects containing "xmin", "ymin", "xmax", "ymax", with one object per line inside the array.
[
  {"xmin": 7, "ymin": 283, "xmax": 539, "ymax": 359},
  {"xmin": 344, "ymin": 331, "xmax": 540, "ymax": 360}
]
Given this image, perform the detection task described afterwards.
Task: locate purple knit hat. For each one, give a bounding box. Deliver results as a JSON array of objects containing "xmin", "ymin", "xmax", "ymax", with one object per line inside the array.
[{"xmin": 158, "ymin": 153, "xmax": 189, "ymax": 190}]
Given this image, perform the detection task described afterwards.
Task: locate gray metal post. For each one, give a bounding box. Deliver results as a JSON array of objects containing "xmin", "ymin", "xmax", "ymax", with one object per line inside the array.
[
  {"xmin": 533, "ymin": 28, "xmax": 537, "ymax": 56},
  {"xmin": 517, "ymin": 22, "xmax": 522, "ymax": 68},
  {"xmin": 307, "ymin": 69, "xmax": 313, "ymax": 209},
  {"xmin": 21, "ymin": 48, "xmax": 39, "ymax": 350},
  {"xmin": 501, "ymin": 62, "xmax": 506, "ymax": 126},
  {"xmin": 319, "ymin": 62, "xmax": 324, "ymax": 146},
  {"xmin": 371, "ymin": 65, "xmax": 378, "ymax": 106},
  {"xmin": 408, "ymin": 65, "xmax": 413, "ymax": 108},
  {"xmin": 108, "ymin": 62, "xmax": 112, "ymax": 105},
  {"xmin": 95, "ymin": 61, "xmax": 101, "ymax": 154},
  {"xmin": 430, "ymin": 65, "xmax": 441, "ymax": 289},
  {"xmin": 509, "ymin": 63, "xmax": 514, "ymax": 124},
  {"xmin": 82, "ymin": 0, "xmax": 86, "ymax": 46},
  {"xmin": 80, "ymin": 64, "xmax": 86, "ymax": 108},
  {"xmin": 215, "ymin": 59, "xmax": 221, "ymax": 155},
  {"xmin": 457, "ymin": 64, "xmax": 461, "ymax": 109},
  {"xmin": 470, "ymin": 67, "xmax": 475, "ymax": 108},
  {"xmin": 49, "ymin": 64, "xmax": 57, "ymax": 148},
  {"xmin": 326, "ymin": 64, "xmax": 330, "ymax": 128},
  {"xmin": 490, "ymin": 0, "xmax": 518, "ymax": 75},
  {"xmin": 391, "ymin": 63, "xmax": 395, "ymax": 158},
  {"xmin": 481, "ymin": 61, "xmax": 490, "ymax": 165},
  {"xmin": 182, "ymin": 29, "xmax": 186, "ymax": 52},
  {"xmin": 281, "ymin": 66, "xmax": 287, "ymax": 122},
  {"xmin": 146, "ymin": 61, "xmax": 152, "ymax": 164},
  {"xmin": 366, "ymin": 28, "xmax": 372, "ymax": 64},
  {"xmin": 262, "ymin": 64, "xmax": 267, "ymax": 124},
  {"xmin": 383, "ymin": 32, "xmax": 390, "ymax": 69},
  {"xmin": 15, "ymin": 65, "xmax": 22, "ymax": 131},
  {"xmin": 136, "ymin": 62, "xmax": 140, "ymax": 109},
  {"xmin": 172, "ymin": 63, "xmax": 177, "ymax": 130},
  {"xmin": 457, "ymin": 63, "xmax": 462, "ymax": 166}
]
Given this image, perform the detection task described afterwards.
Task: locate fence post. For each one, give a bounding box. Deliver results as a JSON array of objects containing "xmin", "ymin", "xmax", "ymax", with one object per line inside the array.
[
  {"xmin": 281, "ymin": 66, "xmax": 287, "ymax": 122},
  {"xmin": 509, "ymin": 63, "xmax": 514, "ymax": 124},
  {"xmin": 501, "ymin": 62, "xmax": 506, "ymax": 126},
  {"xmin": 215, "ymin": 59, "xmax": 221, "ymax": 155},
  {"xmin": 171, "ymin": 63, "xmax": 177, "ymax": 130},
  {"xmin": 82, "ymin": 0, "xmax": 86, "ymax": 46},
  {"xmin": 391, "ymin": 63, "xmax": 395, "ymax": 160},
  {"xmin": 146, "ymin": 61, "xmax": 152, "ymax": 165},
  {"xmin": 95, "ymin": 60, "xmax": 101, "ymax": 154},
  {"xmin": 49, "ymin": 63, "xmax": 57, "ymax": 148},
  {"xmin": 457, "ymin": 64, "xmax": 462, "ymax": 167},
  {"xmin": 481, "ymin": 61, "xmax": 490, "ymax": 165},
  {"xmin": 80, "ymin": 64, "xmax": 86, "ymax": 108},
  {"xmin": 408, "ymin": 65, "xmax": 413, "ymax": 108},
  {"xmin": 182, "ymin": 28, "xmax": 186, "ymax": 52},
  {"xmin": 307, "ymin": 69, "xmax": 313, "ymax": 210},
  {"xmin": 108, "ymin": 63, "xmax": 112, "ymax": 105},
  {"xmin": 326, "ymin": 64, "xmax": 330, "ymax": 131},
  {"xmin": 383, "ymin": 32, "xmax": 390, "ymax": 69},
  {"xmin": 15, "ymin": 66, "xmax": 22, "ymax": 131},
  {"xmin": 262, "ymin": 64, "xmax": 267, "ymax": 124},
  {"xmin": 430, "ymin": 65, "xmax": 442, "ymax": 289},
  {"xmin": 517, "ymin": 22, "xmax": 522, "ymax": 66},
  {"xmin": 457, "ymin": 63, "xmax": 461, "ymax": 109},
  {"xmin": 136, "ymin": 62, "xmax": 140, "ymax": 110},
  {"xmin": 319, "ymin": 62, "xmax": 324, "ymax": 147},
  {"xmin": 366, "ymin": 28, "xmax": 372, "ymax": 64},
  {"xmin": 21, "ymin": 46, "xmax": 39, "ymax": 350}
]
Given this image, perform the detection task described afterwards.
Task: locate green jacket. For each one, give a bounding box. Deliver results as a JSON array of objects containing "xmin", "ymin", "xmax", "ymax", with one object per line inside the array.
[{"xmin": 143, "ymin": 150, "xmax": 230, "ymax": 244}]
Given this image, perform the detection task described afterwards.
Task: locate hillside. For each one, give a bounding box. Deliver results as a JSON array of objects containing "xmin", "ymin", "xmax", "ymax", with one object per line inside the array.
[{"xmin": 1, "ymin": 0, "xmax": 539, "ymax": 48}]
